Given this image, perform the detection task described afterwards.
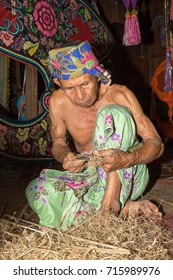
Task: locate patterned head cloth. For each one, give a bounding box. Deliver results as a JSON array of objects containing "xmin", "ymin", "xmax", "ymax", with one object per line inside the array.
[{"xmin": 48, "ymin": 41, "xmax": 111, "ymax": 84}]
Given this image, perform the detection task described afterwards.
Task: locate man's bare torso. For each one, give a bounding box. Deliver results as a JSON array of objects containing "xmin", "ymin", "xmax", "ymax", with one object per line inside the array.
[{"xmin": 59, "ymin": 84, "xmax": 122, "ymax": 152}]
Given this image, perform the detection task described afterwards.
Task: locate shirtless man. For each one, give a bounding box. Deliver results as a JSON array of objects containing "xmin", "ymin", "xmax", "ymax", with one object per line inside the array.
[
  {"xmin": 49, "ymin": 41, "xmax": 163, "ymax": 216},
  {"xmin": 26, "ymin": 41, "xmax": 163, "ymax": 230}
]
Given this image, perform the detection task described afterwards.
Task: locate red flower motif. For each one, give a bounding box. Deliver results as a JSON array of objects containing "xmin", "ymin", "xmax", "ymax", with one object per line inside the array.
[
  {"xmin": 38, "ymin": 186, "xmax": 44, "ymax": 191},
  {"xmin": 105, "ymin": 114, "xmax": 112, "ymax": 124},
  {"xmin": 0, "ymin": 31, "xmax": 14, "ymax": 47},
  {"xmin": 33, "ymin": 1, "xmax": 58, "ymax": 37},
  {"xmin": 53, "ymin": 60, "xmax": 61, "ymax": 69},
  {"xmin": 81, "ymin": 50, "xmax": 98, "ymax": 68}
]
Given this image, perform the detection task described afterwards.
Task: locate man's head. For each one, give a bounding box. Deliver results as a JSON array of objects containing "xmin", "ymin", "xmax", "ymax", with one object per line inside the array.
[
  {"xmin": 48, "ymin": 41, "xmax": 111, "ymax": 85},
  {"xmin": 48, "ymin": 41, "xmax": 111, "ymax": 107}
]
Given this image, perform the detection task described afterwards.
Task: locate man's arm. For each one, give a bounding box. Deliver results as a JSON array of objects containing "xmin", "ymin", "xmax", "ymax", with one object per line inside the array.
[
  {"xmin": 119, "ymin": 85, "xmax": 164, "ymax": 165},
  {"xmin": 49, "ymin": 91, "xmax": 86, "ymax": 172},
  {"xmin": 94, "ymin": 85, "xmax": 164, "ymax": 171},
  {"xmin": 49, "ymin": 91, "xmax": 72, "ymax": 163}
]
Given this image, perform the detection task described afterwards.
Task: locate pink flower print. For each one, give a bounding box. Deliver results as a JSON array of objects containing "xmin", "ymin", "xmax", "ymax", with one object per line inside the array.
[
  {"xmin": 53, "ymin": 59, "xmax": 61, "ymax": 69},
  {"xmin": 38, "ymin": 186, "xmax": 44, "ymax": 191},
  {"xmin": 38, "ymin": 175, "xmax": 46, "ymax": 184},
  {"xmin": 97, "ymin": 167, "xmax": 106, "ymax": 180},
  {"xmin": 33, "ymin": 1, "xmax": 58, "ymax": 37},
  {"xmin": 124, "ymin": 170, "xmax": 131, "ymax": 180},
  {"xmin": 81, "ymin": 50, "xmax": 98, "ymax": 69},
  {"xmin": 76, "ymin": 208, "xmax": 87, "ymax": 218},
  {"xmin": 67, "ymin": 181, "xmax": 86, "ymax": 189},
  {"xmin": 0, "ymin": 31, "xmax": 14, "ymax": 47},
  {"xmin": 110, "ymin": 132, "xmax": 121, "ymax": 142},
  {"xmin": 22, "ymin": 142, "xmax": 31, "ymax": 154},
  {"xmin": 41, "ymin": 197, "xmax": 47, "ymax": 204},
  {"xmin": 105, "ymin": 114, "xmax": 112, "ymax": 124}
]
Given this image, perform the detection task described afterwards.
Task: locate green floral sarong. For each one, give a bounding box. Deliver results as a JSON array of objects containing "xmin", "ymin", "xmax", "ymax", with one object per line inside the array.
[{"xmin": 25, "ymin": 105, "xmax": 149, "ymax": 231}]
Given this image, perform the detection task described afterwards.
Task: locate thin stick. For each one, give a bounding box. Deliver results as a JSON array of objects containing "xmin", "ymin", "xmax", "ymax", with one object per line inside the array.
[
  {"xmin": 63, "ymin": 233, "xmax": 130, "ymax": 255},
  {"xmin": 15, "ymin": 249, "xmax": 35, "ymax": 260}
]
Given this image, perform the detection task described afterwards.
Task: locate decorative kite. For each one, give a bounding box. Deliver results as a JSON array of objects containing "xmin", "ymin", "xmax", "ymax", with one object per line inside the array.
[{"xmin": 0, "ymin": 0, "xmax": 115, "ymax": 160}]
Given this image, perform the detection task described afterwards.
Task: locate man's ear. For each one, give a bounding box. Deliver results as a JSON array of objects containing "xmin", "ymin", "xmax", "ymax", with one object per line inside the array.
[{"xmin": 53, "ymin": 78, "xmax": 61, "ymax": 87}]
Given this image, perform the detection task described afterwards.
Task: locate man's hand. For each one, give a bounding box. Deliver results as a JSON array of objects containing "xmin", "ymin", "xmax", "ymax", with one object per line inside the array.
[
  {"xmin": 93, "ymin": 149, "xmax": 135, "ymax": 172},
  {"xmin": 62, "ymin": 152, "xmax": 86, "ymax": 173}
]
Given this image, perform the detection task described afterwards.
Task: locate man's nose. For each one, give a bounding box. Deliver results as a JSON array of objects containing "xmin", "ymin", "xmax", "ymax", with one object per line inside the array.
[{"xmin": 75, "ymin": 87, "xmax": 85, "ymax": 100}]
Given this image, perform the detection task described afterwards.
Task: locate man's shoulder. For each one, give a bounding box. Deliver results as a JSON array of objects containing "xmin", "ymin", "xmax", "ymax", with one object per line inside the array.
[
  {"xmin": 50, "ymin": 89, "xmax": 68, "ymax": 105},
  {"xmin": 109, "ymin": 83, "xmax": 130, "ymax": 99},
  {"xmin": 110, "ymin": 83, "xmax": 129, "ymax": 92},
  {"xmin": 51, "ymin": 88, "xmax": 65, "ymax": 99}
]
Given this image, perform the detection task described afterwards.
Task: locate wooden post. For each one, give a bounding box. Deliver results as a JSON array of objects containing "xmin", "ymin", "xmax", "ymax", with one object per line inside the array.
[{"xmin": 25, "ymin": 64, "xmax": 38, "ymax": 120}]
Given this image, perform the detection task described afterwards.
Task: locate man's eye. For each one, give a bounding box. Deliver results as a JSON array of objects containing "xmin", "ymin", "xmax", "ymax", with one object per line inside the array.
[
  {"xmin": 66, "ymin": 87, "xmax": 73, "ymax": 91},
  {"xmin": 82, "ymin": 82, "xmax": 89, "ymax": 87}
]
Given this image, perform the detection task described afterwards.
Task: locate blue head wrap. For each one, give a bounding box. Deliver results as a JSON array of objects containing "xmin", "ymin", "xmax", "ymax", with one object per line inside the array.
[{"xmin": 48, "ymin": 41, "xmax": 111, "ymax": 84}]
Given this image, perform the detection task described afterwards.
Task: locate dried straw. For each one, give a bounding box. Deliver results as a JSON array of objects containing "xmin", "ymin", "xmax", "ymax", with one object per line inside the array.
[{"xmin": 0, "ymin": 212, "xmax": 172, "ymax": 260}]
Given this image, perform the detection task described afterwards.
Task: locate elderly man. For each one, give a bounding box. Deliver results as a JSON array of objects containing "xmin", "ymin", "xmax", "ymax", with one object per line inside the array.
[{"xmin": 26, "ymin": 41, "xmax": 164, "ymax": 231}]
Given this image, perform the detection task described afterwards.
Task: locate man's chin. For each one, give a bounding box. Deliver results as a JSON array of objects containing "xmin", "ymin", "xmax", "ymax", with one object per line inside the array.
[
  {"xmin": 75, "ymin": 101, "xmax": 93, "ymax": 108},
  {"xmin": 75, "ymin": 99, "xmax": 97, "ymax": 108}
]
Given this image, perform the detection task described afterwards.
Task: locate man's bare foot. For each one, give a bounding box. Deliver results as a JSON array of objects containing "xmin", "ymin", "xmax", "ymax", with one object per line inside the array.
[
  {"xmin": 100, "ymin": 199, "xmax": 121, "ymax": 216},
  {"xmin": 120, "ymin": 199, "xmax": 162, "ymax": 219}
]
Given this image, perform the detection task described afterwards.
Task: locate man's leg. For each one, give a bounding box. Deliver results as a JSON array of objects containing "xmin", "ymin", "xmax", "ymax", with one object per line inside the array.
[
  {"xmin": 93, "ymin": 105, "xmax": 162, "ymax": 218},
  {"xmin": 101, "ymin": 171, "xmax": 121, "ymax": 215}
]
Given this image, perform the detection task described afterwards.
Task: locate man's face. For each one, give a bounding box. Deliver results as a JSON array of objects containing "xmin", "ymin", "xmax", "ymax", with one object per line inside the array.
[{"xmin": 54, "ymin": 73, "xmax": 99, "ymax": 108}]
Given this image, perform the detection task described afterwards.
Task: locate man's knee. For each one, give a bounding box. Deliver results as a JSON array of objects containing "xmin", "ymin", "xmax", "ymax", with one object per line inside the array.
[{"xmin": 98, "ymin": 105, "xmax": 133, "ymax": 123}]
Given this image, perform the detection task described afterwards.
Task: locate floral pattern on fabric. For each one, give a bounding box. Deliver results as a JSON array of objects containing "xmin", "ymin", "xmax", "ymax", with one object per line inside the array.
[{"xmin": 0, "ymin": 112, "xmax": 52, "ymax": 159}]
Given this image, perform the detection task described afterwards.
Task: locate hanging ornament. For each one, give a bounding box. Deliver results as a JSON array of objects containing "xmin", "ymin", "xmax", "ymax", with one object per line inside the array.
[
  {"xmin": 122, "ymin": 0, "xmax": 131, "ymax": 46},
  {"xmin": 122, "ymin": 0, "xmax": 141, "ymax": 46},
  {"xmin": 130, "ymin": 0, "xmax": 141, "ymax": 45}
]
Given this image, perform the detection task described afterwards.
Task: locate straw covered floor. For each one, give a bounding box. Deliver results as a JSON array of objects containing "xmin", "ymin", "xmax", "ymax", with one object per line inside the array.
[{"xmin": 0, "ymin": 212, "xmax": 173, "ymax": 260}]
